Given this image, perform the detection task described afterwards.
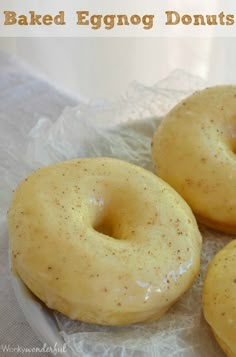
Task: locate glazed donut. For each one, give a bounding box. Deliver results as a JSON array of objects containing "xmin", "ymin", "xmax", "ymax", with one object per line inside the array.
[
  {"xmin": 203, "ymin": 240, "xmax": 236, "ymax": 357},
  {"xmin": 8, "ymin": 157, "xmax": 202, "ymax": 326},
  {"xmin": 152, "ymin": 85, "xmax": 236, "ymax": 234}
]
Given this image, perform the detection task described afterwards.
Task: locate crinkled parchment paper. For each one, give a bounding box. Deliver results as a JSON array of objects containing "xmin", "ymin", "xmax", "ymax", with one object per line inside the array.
[{"xmin": 3, "ymin": 70, "xmax": 231, "ymax": 356}]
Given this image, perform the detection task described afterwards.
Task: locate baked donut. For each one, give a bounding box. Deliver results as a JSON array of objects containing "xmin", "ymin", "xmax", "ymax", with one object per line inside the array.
[
  {"xmin": 203, "ymin": 240, "xmax": 236, "ymax": 357},
  {"xmin": 152, "ymin": 85, "xmax": 236, "ymax": 234},
  {"xmin": 8, "ymin": 157, "xmax": 202, "ymax": 326}
]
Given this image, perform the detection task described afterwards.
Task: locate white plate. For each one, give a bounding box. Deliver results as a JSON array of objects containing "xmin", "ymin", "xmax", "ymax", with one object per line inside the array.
[{"xmin": 10, "ymin": 259, "xmax": 71, "ymax": 357}]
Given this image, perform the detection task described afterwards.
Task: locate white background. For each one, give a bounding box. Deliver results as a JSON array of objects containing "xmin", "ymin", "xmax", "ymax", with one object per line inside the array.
[
  {"xmin": 0, "ymin": 37, "xmax": 235, "ymax": 99},
  {"xmin": 0, "ymin": 0, "xmax": 236, "ymax": 98}
]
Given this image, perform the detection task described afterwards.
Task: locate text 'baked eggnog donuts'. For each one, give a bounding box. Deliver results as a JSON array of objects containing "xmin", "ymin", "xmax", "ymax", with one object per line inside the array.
[
  {"xmin": 8, "ymin": 157, "xmax": 202, "ymax": 326},
  {"xmin": 152, "ymin": 86, "xmax": 236, "ymax": 234},
  {"xmin": 203, "ymin": 240, "xmax": 236, "ymax": 357}
]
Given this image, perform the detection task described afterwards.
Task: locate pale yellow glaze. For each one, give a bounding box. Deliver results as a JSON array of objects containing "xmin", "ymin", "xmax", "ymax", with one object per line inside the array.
[
  {"xmin": 203, "ymin": 240, "xmax": 236, "ymax": 357},
  {"xmin": 152, "ymin": 86, "xmax": 236, "ymax": 234},
  {"xmin": 8, "ymin": 157, "xmax": 202, "ymax": 325}
]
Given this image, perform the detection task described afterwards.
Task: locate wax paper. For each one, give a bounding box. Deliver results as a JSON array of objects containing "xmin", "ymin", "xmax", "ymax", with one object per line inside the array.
[{"xmin": 3, "ymin": 70, "xmax": 230, "ymax": 356}]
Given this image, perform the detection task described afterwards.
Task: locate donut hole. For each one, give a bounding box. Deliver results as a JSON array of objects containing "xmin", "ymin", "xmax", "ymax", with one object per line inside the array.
[
  {"xmin": 93, "ymin": 216, "xmax": 120, "ymax": 240},
  {"xmin": 94, "ymin": 219, "xmax": 113, "ymax": 237},
  {"xmin": 225, "ymin": 119, "xmax": 236, "ymax": 154},
  {"xmin": 231, "ymin": 138, "xmax": 236, "ymax": 154},
  {"xmin": 90, "ymin": 187, "xmax": 144, "ymax": 240}
]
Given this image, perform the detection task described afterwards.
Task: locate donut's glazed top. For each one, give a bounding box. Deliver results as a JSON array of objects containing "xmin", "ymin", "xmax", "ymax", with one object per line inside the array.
[
  {"xmin": 152, "ymin": 86, "xmax": 236, "ymax": 233},
  {"xmin": 203, "ymin": 240, "xmax": 236, "ymax": 357},
  {"xmin": 8, "ymin": 158, "xmax": 201, "ymax": 325}
]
